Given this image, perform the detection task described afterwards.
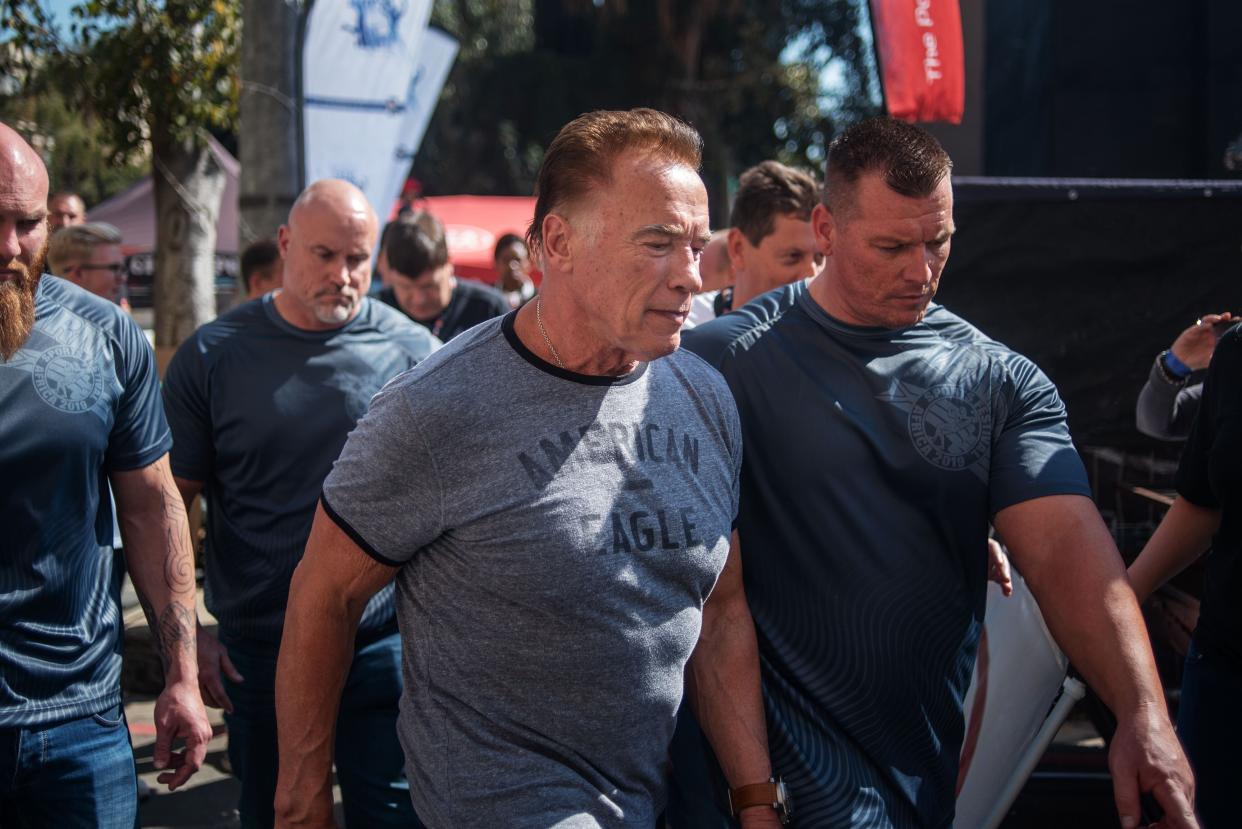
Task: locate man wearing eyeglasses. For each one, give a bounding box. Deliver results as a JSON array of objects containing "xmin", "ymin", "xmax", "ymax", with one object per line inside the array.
[{"xmin": 47, "ymin": 222, "xmax": 129, "ymax": 309}]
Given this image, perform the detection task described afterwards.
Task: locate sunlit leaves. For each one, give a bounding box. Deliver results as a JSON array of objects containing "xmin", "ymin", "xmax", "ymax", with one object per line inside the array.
[{"xmin": 7, "ymin": 0, "xmax": 239, "ymax": 153}]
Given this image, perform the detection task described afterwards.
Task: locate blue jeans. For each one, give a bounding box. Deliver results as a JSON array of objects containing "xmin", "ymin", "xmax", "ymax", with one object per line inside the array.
[
  {"xmin": 222, "ymin": 630, "xmax": 422, "ymax": 829},
  {"xmin": 1177, "ymin": 635, "xmax": 1242, "ymax": 829},
  {"xmin": 0, "ymin": 702, "xmax": 138, "ymax": 828}
]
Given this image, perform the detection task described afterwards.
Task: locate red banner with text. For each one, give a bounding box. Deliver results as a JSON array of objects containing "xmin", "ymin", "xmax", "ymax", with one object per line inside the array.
[{"xmin": 869, "ymin": 0, "xmax": 965, "ymax": 123}]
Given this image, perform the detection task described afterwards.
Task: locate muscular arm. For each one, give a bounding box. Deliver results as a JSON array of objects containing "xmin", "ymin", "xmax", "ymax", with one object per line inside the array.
[
  {"xmin": 274, "ymin": 502, "xmax": 398, "ymax": 828},
  {"xmin": 171, "ymin": 474, "xmax": 245, "ymax": 711},
  {"xmin": 993, "ymin": 494, "xmax": 1196, "ymax": 829},
  {"xmin": 110, "ymin": 453, "xmax": 213, "ymax": 790},
  {"xmin": 686, "ymin": 532, "xmax": 780, "ymax": 828},
  {"xmin": 1128, "ymin": 496, "xmax": 1219, "ymax": 604}
]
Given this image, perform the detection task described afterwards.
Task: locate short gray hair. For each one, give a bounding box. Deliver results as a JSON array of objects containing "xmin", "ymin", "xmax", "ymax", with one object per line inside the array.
[{"xmin": 47, "ymin": 222, "xmax": 123, "ymax": 275}]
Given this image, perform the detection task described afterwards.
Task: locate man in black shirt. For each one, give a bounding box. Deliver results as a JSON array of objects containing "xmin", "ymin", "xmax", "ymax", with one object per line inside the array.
[{"xmin": 379, "ymin": 211, "xmax": 509, "ymax": 341}]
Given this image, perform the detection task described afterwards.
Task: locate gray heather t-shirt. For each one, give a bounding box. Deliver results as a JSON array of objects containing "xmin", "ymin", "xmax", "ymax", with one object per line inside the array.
[{"xmin": 322, "ymin": 313, "xmax": 741, "ymax": 828}]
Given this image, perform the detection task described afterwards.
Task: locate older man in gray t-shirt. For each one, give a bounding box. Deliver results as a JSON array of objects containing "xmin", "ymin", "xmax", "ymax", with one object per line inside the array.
[
  {"xmin": 274, "ymin": 109, "xmax": 786, "ymax": 828},
  {"xmin": 323, "ymin": 314, "xmax": 739, "ymax": 825}
]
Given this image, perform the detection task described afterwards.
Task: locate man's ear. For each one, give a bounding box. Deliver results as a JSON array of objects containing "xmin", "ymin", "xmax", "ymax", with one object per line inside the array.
[
  {"xmin": 811, "ymin": 203, "xmax": 834, "ymax": 258},
  {"xmin": 725, "ymin": 227, "xmax": 748, "ymax": 274},
  {"xmin": 541, "ymin": 213, "xmax": 573, "ymax": 272}
]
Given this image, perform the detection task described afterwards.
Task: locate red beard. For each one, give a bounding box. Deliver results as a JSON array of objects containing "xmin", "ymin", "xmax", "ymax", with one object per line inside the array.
[{"xmin": 0, "ymin": 245, "xmax": 46, "ymax": 361}]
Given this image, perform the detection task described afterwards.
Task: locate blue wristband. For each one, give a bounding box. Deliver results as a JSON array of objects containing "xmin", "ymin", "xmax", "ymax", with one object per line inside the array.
[{"xmin": 1162, "ymin": 350, "xmax": 1193, "ymax": 378}]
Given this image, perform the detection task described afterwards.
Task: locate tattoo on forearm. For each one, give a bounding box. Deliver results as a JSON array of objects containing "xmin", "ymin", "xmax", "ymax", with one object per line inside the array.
[
  {"xmin": 137, "ymin": 596, "xmax": 196, "ymax": 672},
  {"xmin": 158, "ymin": 602, "xmax": 196, "ymax": 660},
  {"xmin": 164, "ymin": 545, "xmax": 195, "ymax": 594},
  {"xmin": 159, "ymin": 476, "xmax": 195, "ymax": 595}
]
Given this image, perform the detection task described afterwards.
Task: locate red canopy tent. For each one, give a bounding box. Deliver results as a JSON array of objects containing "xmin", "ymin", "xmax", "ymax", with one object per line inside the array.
[{"xmin": 402, "ymin": 195, "xmax": 538, "ymax": 284}]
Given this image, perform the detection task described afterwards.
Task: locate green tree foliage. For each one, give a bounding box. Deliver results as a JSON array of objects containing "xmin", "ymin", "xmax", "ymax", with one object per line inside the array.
[
  {"xmin": 0, "ymin": 84, "xmax": 149, "ymax": 205},
  {"xmin": 2, "ymin": 0, "xmax": 241, "ymax": 347},
  {"xmin": 415, "ymin": 0, "xmax": 882, "ymax": 222},
  {"xmin": 2, "ymin": 0, "xmax": 238, "ymax": 159},
  {"xmin": 59, "ymin": 0, "xmax": 239, "ymax": 154},
  {"xmin": 1, "ymin": 2, "xmax": 145, "ymax": 203}
]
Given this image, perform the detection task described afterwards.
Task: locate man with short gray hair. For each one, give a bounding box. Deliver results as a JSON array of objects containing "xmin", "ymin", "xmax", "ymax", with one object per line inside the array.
[{"xmin": 47, "ymin": 221, "xmax": 128, "ymax": 307}]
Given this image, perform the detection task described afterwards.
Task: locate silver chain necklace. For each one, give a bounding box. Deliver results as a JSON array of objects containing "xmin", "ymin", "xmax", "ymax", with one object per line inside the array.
[{"xmin": 535, "ymin": 297, "xmax": 566, "ymax": 369}]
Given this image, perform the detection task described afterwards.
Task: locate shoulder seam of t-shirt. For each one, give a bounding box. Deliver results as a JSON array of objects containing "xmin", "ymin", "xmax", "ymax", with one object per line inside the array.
[
  {"xmin": 716, "ymin": 300, "xmax": 794, "ymax": 363},
  {"xmin": 181, "ymin": 303, "xmax": 267, "ymax": 366},
  {"xmin": 43, "ymin": 281, "xmax": 124, "ymax": 355},
  {"xmin": 398, "ymin": 384, "xmax": 447, "ymax": 536},
  {"xmin": 394, "ymin": 318, "xmax": 507, "ymax": 389},
  {"xmin": 47, "ymin": 286, "xmax": 170, "ymax": 471},
  {"xmin": 321, "ymin": 491, "xmax": 405, "ymax": 567}
]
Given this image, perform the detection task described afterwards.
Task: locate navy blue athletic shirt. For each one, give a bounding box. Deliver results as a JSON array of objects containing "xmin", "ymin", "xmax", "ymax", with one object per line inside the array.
[
  {"xmin": 162, "ymin": 294, "xmax": 439, "ymax": 644},
  {"xmin": 1, "ymin": 276, "xmax": 170, "ymax": 726},
  {"xmin": 680, "ymin": 281, "xmax": 1090, "ymax": 828}
]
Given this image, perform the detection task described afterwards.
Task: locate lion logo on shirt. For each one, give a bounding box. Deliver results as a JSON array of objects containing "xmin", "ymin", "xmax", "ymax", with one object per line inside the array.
[
  {"xmin": 908, "ymin": 385, "xmax": 986, "ymax": 471},
  {"xmin": 32, "ymin": 346, "xmax": 104, "ymax": 413}
]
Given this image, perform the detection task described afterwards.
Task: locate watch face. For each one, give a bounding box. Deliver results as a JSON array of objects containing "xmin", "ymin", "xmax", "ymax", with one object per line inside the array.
[{"xmin": 776, "ymin": 779, "xmax": 792, "ymax": 819}]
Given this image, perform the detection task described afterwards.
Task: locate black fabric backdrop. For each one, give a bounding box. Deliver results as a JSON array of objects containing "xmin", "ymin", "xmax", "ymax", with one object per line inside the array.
[
  {"xmin": 984, "ymin": 1, "xmax": 1242, "ymax": 179},
  {"xmin": 937, "ymin": 178, "xmax": 1242, "ymax": 449}
]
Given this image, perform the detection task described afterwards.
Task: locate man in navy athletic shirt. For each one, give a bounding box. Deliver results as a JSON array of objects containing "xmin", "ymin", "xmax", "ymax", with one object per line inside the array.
[
  {"xmin": 163, "ymin": 179, "xmax": 438, "ymax": 828},
  {"xmin": 673, "ymin": 118, "xmax": 1197, "ymax": 828},
  {"xmin": 0, "ymin": 122, "xmax": 212, "ymax": 826}
]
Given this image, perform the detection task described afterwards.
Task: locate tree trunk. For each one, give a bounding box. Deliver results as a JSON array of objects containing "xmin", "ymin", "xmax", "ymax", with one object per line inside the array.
[
  {"xmin": 239, "ymin": 0, "xmax": 303, "ymax": 243},
  {"xmin": 151, "ymin": 134, "xmax": 227, "ymax": 351}
]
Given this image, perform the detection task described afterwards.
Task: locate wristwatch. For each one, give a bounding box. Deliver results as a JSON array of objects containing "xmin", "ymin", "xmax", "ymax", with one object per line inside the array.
[{"xmin": 729, "ymin": 776, "xmax": 792, "ymax": 825}]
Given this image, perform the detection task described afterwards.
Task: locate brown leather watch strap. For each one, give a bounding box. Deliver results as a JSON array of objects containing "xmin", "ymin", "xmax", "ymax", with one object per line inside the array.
[{"xmin": 729, "ymin": 780, "xmax": 781, "ymax": 814}]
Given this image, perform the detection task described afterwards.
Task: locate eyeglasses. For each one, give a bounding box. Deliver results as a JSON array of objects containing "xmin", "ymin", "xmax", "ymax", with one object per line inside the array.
[{"xmin": 77, "ymin": 263, "xmax": 126, "ymax": 276}]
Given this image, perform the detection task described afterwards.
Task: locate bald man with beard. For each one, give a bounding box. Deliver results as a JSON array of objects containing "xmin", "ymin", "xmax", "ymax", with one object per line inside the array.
[
  {"xmin": 162, "ymin": 180, "xmax": 439, "ymax": 828},
  {"xmin": 0, "ymin": 123, "xmax": 212, "ymax": 825}
]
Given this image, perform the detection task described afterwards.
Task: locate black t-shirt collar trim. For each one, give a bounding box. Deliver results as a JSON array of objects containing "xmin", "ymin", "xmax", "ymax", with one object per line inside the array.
[{"xmin": 500, "ymin": 310, "xmax": 648, "ymax": 386}]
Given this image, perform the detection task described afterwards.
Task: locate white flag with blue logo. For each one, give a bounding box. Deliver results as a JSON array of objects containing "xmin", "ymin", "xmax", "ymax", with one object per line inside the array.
[
  {"xmin": 380, "ymin": 27, "xmax": 459, "ymax": 218},
  {"xmin": 303, "ymin": 0, "xmax": 434, "ymax": 217}
]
